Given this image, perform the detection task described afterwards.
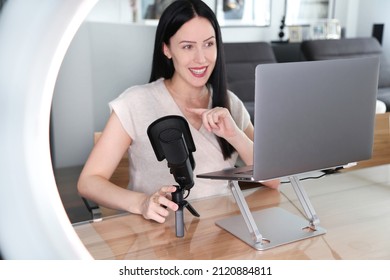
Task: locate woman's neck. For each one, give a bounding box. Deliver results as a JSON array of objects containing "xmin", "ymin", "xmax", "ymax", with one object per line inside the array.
[
  {"xmin": 165, "ymin": 79, "xmax": 209, "ymax": 108},
  {"xmin": 164, "ymin": 79, "xmax": 210, "ymax": 130}
]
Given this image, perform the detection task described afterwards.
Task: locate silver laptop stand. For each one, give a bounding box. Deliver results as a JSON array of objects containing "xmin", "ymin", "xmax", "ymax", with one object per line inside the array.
[{"xmin": 216, "ymin": 176, "xmax": 326, "ymax": 250}]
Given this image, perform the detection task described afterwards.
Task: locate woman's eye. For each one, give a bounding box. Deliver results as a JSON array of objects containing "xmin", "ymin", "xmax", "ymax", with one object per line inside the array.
[
  {"xmin": 205, "ymin": 41, "xmax": 215, "ymax": 47},
  {"xmin": 183, "ymin": 45, "xmax": 193, "ymax": 50}
]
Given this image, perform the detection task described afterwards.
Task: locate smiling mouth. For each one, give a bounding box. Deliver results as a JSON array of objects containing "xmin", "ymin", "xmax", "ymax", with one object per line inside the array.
[{"xmin": 190, "ymin": 67, "xmax": 207, "ymax": 76}]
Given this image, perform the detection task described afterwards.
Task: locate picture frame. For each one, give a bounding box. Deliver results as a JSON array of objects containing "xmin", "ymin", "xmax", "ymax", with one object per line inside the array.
[
  {"xmin": 311, "ymin": 20, "xmax": 327, "ymax": 39},
  {"xmin": 325, "ymin": 19, "xmax": 341, "ymax": 39},
  {"xmin": 285, "ymin": 0, "xmax": 335, "ymax": 26},
  {"xmin": 311, "ymin": 19, "xmax": 341, "ymax": 40},
  {"xmin": 215, "ymin": 0, "xmax": 271, "ymax": 27},
  {"xmin": 135, "ymin": 0, "xmax": 177, "ymax": 24},
  {"xmin": 288, "ymin": 25, "xmax": 303, "ymax": 42}
]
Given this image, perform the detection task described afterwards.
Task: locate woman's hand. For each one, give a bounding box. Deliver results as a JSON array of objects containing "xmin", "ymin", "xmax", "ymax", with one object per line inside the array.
[
  {"xmin": 186, "ymin": 107, "xmax": 239, "ymax": 140},
  {"xmin": 140, "ymin": 185, "xmax": 178, "ymax": 223},
  {"xmin": 188, "ymin": 106, "xmax": 254, "ymax": 164},
  {"xmin": 262, "ymin": 179, "xmax": 280, "ymax": 189},
  {"xmin": 187, "ymin": 107, "xmax": 280, "ymax": 190}
]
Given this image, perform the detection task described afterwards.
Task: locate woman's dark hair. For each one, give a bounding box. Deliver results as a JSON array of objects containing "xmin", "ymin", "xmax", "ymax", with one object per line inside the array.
[{"xmin": 149, "ymin": 0, "xmax": 235, "ymax": 159}]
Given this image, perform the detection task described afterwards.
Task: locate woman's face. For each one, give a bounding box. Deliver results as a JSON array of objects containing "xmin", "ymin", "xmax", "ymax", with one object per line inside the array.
[{"xmin": 163, "ymin": 16, "xmax": 217, "ymax": 89}]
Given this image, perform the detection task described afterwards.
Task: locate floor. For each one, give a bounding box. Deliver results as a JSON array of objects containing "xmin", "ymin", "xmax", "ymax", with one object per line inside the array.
[{"xmin": 55, "ymin": 165, "xmax": 91, "ymax": 223}]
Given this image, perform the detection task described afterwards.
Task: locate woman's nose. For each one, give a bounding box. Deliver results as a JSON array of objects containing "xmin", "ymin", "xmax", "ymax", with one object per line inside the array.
[{"xmin": 194, "ymin": 48, "xmax": 206, "ymax": 63}]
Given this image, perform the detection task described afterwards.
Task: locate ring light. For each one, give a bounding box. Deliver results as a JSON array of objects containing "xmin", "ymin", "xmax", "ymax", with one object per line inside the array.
[{"xmin": 0, "ymin": 0, "xmax": 97, "ymax": 259}]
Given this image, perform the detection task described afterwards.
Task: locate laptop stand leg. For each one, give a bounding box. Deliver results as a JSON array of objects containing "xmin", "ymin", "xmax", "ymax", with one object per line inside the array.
[
  {"xmin": 288, "ymin": 176, "xmax": 320, "ymax": 228},
  {"xmin": 228, "ymin": 180, "xmax": 264, "ymax": 244},
  {"xmin": 219, "ymin": 178, "xmax": 326, "ymax": 250}
]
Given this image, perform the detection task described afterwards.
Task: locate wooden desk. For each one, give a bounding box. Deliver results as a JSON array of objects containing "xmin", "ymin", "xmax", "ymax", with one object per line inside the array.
[
  {"xmin": 73, "ymin": 165, "xmax": 390, "ymax": 259},
  {"xmin": 347, "ymin": 112, "xmax": 390, "ymax": 170}
]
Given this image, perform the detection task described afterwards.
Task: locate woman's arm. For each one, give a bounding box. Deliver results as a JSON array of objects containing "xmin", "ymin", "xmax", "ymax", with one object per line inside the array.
[{"xmin": 77, "ymin": 112, "xmax": 178, "ymax": 223}]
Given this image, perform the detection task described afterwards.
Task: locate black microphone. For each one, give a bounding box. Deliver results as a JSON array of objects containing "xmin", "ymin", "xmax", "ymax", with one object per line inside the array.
[
  {"xmin": 159, "ymin": 128, "xmax": 194, "ymax": 190},
  {"xmin": 147, "ymin": 115, "xmax": 199, "ymax": 237}
]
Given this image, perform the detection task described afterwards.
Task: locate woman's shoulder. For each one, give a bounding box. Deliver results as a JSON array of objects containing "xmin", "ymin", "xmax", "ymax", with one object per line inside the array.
[
  {"xmin": 225, "ymin": 89, "xmax": 251, "ymax": 127},
  {"xmin": 226, "ymin": 89, "xmax": 245, "ymax": 106},
  {"xmin": 118, "ymin": 79, "xmax": 165, "ymax": 99}
]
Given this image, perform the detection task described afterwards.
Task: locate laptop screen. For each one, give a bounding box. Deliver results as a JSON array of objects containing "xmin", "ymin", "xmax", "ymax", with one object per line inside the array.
[{"xmin": 253, "ymin": 56, "xmax": 379, "ymax": 180}]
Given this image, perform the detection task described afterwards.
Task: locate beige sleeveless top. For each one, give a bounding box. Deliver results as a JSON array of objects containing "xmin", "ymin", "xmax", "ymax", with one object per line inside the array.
[{"xmin": 109, "ymin": 79, "xmax": 250, "ymax": 200}]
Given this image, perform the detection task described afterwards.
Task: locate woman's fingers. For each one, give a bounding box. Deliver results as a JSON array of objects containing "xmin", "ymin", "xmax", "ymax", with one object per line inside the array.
[
  {"xmin": 153, "ymin": 191, "xmax": 178, "ymax": 211},
  {"xmin": 187, "ymin": 107, "xmax": 212, "ymax": 131},
  {"xmin": 142, "ymin": 186, "xmax": 178, "ymax": 223},
  {"xmin": 187, "ymin": 107, "xmax": 229, "ymax": 132}
]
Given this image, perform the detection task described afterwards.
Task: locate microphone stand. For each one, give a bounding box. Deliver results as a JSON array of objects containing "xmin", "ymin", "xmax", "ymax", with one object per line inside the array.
[
  {"xmin": 147, "ymin": 115, "xmax": 199, "ymax": 238},
  {"xmin": 171, "ymin": 185, "xmax": 199, "ymax": 238}
]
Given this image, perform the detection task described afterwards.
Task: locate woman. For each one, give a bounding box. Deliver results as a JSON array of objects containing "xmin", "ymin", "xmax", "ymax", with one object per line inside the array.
[{"xmin": 78, "ymin": 0, "xmax": 279, "ymax": 224}]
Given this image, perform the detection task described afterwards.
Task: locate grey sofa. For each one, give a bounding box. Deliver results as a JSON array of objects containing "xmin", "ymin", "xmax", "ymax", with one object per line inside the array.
[
  {"xmin": 223, "ymin": 42, "xmax": 277, "ymax": 122},
  {"xmin": 301, "ymin": 37, "xmax": 390, "ymax": 111}
]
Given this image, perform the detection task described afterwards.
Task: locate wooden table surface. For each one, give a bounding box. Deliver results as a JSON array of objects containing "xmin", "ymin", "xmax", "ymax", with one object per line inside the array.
[{"xmin": 73, "ymin": 165, "xmax": 390, "ymax": 260}]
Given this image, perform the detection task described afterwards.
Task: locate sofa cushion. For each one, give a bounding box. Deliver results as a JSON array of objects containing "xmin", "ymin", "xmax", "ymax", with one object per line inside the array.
[
  {"xmin": 301, "ymin": 37, "xmax": 390, "ymax": 88},
  {"xmin": 379, "ymin": 63, "xmax": 390, "ymax": 88},
  {"xmin": 301, "ymin": 37, "xmax": 390, "ymax": 111},
  {"xmin": 377, "ymin": 88, "xmax": 390, "ymax": 111},
  {"xmin": 223, "ymin": 42, "xmax": 277, "ymax": 121},
  {"xmin": 301, "ymin": 37, "xmax": 383, "ymax": 60},
  {"xmin": 224, "ymin": 42, "xmax": 277, "ymax": 102}
]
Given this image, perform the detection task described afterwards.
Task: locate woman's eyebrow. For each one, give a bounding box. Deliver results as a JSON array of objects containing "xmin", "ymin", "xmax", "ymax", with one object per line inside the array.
[
  {"xmin": 179, "ymin": 36, "xmax": 215, "ymax": 44},
  {"xmin": 203, "ymin": 36, "xmax": 216, "ymax": 42}
]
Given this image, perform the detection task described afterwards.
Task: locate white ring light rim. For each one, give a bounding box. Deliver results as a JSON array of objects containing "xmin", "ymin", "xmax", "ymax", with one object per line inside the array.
[{"xmin": 0, "ymin": 0, "xmax": 97, "ymax": 259}]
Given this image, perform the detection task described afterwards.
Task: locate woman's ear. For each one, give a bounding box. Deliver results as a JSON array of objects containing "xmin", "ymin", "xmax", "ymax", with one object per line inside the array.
[{"xmin": 163, "ymin": 43, "xmax": 172, "ymax": 59}]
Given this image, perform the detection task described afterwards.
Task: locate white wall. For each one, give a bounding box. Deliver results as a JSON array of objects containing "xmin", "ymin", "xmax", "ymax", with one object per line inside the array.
[
  {"xmin": 355, "ymin": 0, "xmax": 390, "ymax": 62},
  {"xmin": 51, "ymin": 23, "xmax": 94, "ymax": 168},
  {"xmin": 52, "ymin": 21, "xmax": 156, "ymax": 168},
  {"xmin": 85, "ymin": 0, "xmax": 286, "ymax": 42},
  {"xmin": 51, "ymin": 0, "xmax": 383, "ymax": 168}
]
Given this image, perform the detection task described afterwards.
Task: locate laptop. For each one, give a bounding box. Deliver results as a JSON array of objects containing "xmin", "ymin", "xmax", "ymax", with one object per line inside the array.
[{"xmin": 198, "ymin": 56, "xmax": 380, "ymax": 182}]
